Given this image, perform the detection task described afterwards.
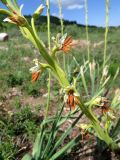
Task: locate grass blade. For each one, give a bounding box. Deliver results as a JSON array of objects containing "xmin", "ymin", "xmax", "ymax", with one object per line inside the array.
[
  {"xmin": 47, "ymin": 112, "xmax": 83, "ymax": 158},
  {"xmin": 22, "ymin": 154, "xmax": 32, "ymax": 160},
  {"xmin": 49, "ymin": 135, "xmax": 81, "ymax": 160},
  {"xmin": 111, "ymin": 118, "xmax": 120, "ymax": 139}
]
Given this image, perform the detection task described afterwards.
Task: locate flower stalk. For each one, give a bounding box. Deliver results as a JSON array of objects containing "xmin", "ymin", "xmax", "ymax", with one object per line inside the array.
[
  {"xmin": 58, "ymin": 0, "xmax": 66, "ymax": 71},
  {"xmin": 45, "ymin": 0, "xmax": 51, "ymax": 119},
  {"xmin": 103, "ymin": 0, "xmax": 110, "ymax": 67},
  {"xmin": 84, "ymin": 0, "xmax": 90, "ymax": 62}
]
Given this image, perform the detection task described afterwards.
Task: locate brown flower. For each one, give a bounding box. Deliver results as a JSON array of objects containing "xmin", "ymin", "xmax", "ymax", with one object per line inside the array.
[
  {"xmin": 67, "ymin": 90, "xmax": 80, "ymax": 110},
  {"xmin": 61, "ymin": 36, "xmax": 72, "ymax": 53},
  {"xmin": 101, "ymin": 101, "xmax": 111, "ymax": 114},
  {"xmin": 81, "ymin": 130, "xmax": 90, "ymax": 141},
  {"xmin": 31, "ymin": 71, "xmax": 40, "ymax": 83}
]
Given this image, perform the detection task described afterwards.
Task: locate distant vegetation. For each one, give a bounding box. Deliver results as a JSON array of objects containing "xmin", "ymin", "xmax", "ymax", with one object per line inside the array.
[
  {"xmin": 0, "ymin": 14, "xmax": 119, "ymax": 39},
  {"xmin": 0, "ymin": 14, "xmax": 110, "ymax": 32}
]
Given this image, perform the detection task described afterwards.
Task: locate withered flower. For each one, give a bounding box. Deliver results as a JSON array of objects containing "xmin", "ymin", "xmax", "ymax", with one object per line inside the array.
[
  {"xmin": 67, "ymin": 90, "xmax": 80, "ymax": 110},
  {"xmin": 81, "ymin": 130, "xmax": 90, "ymax": 141},
  {"xmin": 101, "ymin": 101, "xmax": 111, "ymax": 114}
]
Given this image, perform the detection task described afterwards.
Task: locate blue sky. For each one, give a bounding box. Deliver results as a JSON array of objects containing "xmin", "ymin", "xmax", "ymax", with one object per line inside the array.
[{"xmin": 0, "ymin": 0, "xmax": 120, "ymax": 26}]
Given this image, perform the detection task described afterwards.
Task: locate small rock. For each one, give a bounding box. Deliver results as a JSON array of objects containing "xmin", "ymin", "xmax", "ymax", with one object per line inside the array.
[
  {"xmin": 42, "ymin": 93, "xmax": 54, "ymax": 99},
  {"xmin": 0, "ymin": 33, "xmax": 9, "ymax": 41},
  {"xmin": 39, "ymin": 88, "xmax": 46, "ymax": 94},
  {"xmin": 0, "ymin": 102, "xmax": 3, "ymax": 107},
  {"xmin": 43, "ymin": 93, "xmax": 48, "ymax": 98},
  {"xmin": 22, "ymin": 57, "xmax": 30, "ymax": 62},
  {"xmin": 11, "ymin": 87, "xmax": 22, "ymax": 97},
  {"xmin": 6, "ymin": 87, "xmax": 22, "ymax": 98}
]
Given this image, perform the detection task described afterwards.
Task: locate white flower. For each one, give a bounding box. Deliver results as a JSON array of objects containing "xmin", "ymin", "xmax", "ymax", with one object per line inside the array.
[{"xmin": 29, "ymin": 59, "xmax": 40, "ymax": 73}]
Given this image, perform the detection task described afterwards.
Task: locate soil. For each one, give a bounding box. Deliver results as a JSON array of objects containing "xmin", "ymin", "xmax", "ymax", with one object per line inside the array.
[{"xmin": 0, "ymin": 87, "xmax": 120, "ymax": 160}]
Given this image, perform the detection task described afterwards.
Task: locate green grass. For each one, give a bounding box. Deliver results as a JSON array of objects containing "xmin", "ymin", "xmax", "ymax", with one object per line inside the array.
[{"xmin": 0, "ymin": 105, "xmax": 42, "ymax": 159}]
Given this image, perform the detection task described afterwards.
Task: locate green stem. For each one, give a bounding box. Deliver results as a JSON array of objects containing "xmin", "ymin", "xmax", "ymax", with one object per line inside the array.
[
  {"xmin": 103, "ymin": 0, "xmax": 109, "ymax": 67},
  {"xmin": 58, "ymin": 0, "xmax": 64, "ymax": 36},
  {"xmin": 58, "ymin": 0, "xmax": 66, "ymax": 71},
  {"xmin": 84, "ymin": 0, "xmax": 90, "ymax": 62},
  {"xmin": 31, "ymin": 18, "xmax": 39, "ymax": 39},
  {"xmin": 46, "ymin": 0, "xmax": 51, "ymax": 52},
  {"xmin": 45, "ymin": 0, "xmax": 51, "ymax": 119},
  {"xmin": 26, "ymin": 24, "xmax": 68, "ymax": 85},
  {"xmin": 46, "ymin": 71, "xmax": 51, "ymax": 118}
]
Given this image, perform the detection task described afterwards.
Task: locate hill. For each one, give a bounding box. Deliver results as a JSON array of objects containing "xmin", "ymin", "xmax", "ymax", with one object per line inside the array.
[{"xmin": 0, "ymin": 14, "xmax": 99, "ymax": 30}]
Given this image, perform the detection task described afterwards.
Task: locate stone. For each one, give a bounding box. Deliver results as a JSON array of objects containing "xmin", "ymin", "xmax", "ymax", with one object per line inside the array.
[{"xmin": 0, "ymin": 33, "xmax": 9, "ymax": 41}]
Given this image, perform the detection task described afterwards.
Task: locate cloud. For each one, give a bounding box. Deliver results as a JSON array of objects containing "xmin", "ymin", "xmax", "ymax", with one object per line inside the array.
[
  {"xmin": 51, "ymin": 0, "xmax": 84, "ymax": 10},
  {"xmin": 67, "ymin": 4, "xmax": 84, "ymax": 10}
]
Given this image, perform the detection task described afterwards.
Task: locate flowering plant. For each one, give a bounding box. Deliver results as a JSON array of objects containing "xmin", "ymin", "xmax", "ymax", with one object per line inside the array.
[{"xmin": 0, "ymin": 0, "xmax": 120, "ymax": 159}]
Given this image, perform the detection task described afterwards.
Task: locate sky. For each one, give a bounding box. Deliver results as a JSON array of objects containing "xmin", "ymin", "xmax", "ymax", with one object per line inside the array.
[{"xmin": 0, "ymin": 0, "xmax": 120, "ymax": 27}]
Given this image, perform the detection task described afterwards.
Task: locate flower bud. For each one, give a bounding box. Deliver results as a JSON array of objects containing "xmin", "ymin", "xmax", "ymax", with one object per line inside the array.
[
  {"xmin": 4, "ymin": 15, "xmax": 27, "ymax": 27},
  {"xmin": 33, "ymin": 4, "xmax": 45, "ymax": 19}
]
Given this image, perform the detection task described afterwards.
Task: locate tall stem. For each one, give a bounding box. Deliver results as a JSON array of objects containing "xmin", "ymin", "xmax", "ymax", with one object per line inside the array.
[
  {"xmin": 103, "ymin": 0, "xmax": 109, "ymax": 67},
  {"xmin": 58, "ymin": 0, "xmax": 64, "ymax": 36},
  {"xmin": 58, "ymin": 0, "xmax": 66, "ymax": 71},
  {"xmin": 45, "ymin": 0, "xmax": 51, "ymax": 119},
  {"xmin": 84, "ymin": 0, "xmax": 90, "ymax": 61}
]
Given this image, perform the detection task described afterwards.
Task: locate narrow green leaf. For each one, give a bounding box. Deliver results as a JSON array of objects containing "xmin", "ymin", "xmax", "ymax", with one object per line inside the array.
[
  {"xmin": 13, "ymin": 0, "xmax": 19, "ymax": 9},
  {"xmin": 42, "ymin": 104, "xmax": 65, "ymax": 158},
  {"xmin": 32, "ymin": 124, "xmax": 45, "ymax": 159},
  {"xmin": 47, "ymin": 113, "xmax": 83, "ymax": 158},
  {"xmin": 112, "ymin": 118, "xmax": 120, "ymax": 139},
  {"xmin": 49, "ymin": 135, "xmax": 81, "ymax": 160},
  {"xmin": 22, "ymin": 154, "xmax": 32, "ymax": 160},
  {"xmin": 0, "ymin": 9, "xmax": 11, "ymax": 16}
]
